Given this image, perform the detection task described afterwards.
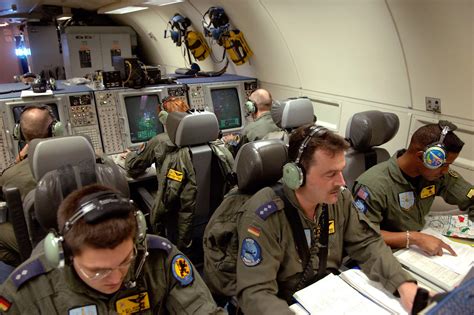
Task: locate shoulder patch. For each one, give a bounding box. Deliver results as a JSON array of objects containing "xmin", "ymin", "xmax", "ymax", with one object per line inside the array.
[
  {"xmin": 11, "ymin": 259, "xmax": 45, "ymax": 289},
  {"xmin": 356, "ymin": 186, "xmax": 370, "ymax": 201},
  {"xmin": 240, "ymin": 238, "xmax": 262, "ymax": 267},
  {"xmin": 353, "ymin": 199, "xmax": 368, "ymax": 214},
  {"xmin": 147, "ymin": 235, "xmax": 172, "ymax": 254},
  {"xmin": 448, "ymin": 169, "xmax": 459, "ymax": 178},
  {"xmin": 255, "ymin": 201, "xmax": 279, "ymax": 220},
  {"xmin": 171, "ymin": 254, "xmax": 194, "ymax": 286}
]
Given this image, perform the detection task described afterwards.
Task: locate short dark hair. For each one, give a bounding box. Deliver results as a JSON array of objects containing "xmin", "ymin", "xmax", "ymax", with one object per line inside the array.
[
  {"xmin": 57, "ymin": 184, "xmax": 137, "ymax": 256},
  {"xmin": 288, "ymin": 124, "xmax": 349, "ymax": 171},
  {"xmin": 20, "ymin": 106, "xmax": 53, "ymax": 142},
  {"xmin": 409, "ymin": 123, "xmax": 464, "ymax": 153}
]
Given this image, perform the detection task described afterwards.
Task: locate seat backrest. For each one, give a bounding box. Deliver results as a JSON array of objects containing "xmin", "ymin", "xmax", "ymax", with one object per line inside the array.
[
  {"xmin": 28, "ymin": 136, "xmax": 96, "ymax": 182},
  {"xmin": 343, "ymin": 110, "xmax": 399, "ymax": 191},
  {"xmin": 22, "ymin": 135, "xmax": 129, "ymax": 246},
  {"xmin": 265, "ymin": 98, "xmax": 315, "ymax": 143},
  {"xmin": 203, "ymin": 139, "xmax": 288, "ymax": 297},
  {"xmin": 155, "ymin": 111, "xmax": 229, "ymax": 252}
]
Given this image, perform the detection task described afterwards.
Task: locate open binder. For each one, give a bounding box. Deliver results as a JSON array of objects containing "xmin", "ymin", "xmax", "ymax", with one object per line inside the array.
[{"xmin": 394, "ymin": 228, "xmax": 474, "ymax": 292}]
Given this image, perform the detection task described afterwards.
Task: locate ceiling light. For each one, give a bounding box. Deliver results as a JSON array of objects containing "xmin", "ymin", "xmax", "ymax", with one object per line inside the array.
[
  {"xmin": 143, "ymin": 0, "xmax": 185, "ymax": 6},
  {"xmin": 56, "ymin": 7, "xmax": 72, "ymax": 21},
  {"xmin": 98, "ymin": 5, "xmax": 149, "ymax": 15}
]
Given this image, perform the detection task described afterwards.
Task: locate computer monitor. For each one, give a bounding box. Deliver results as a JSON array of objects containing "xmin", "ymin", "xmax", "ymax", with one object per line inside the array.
[
  {"xmin": 123, "ymin": 94, "xmax": 164, "ymax": 145},
  {"xmin": 0, "ymin": 96, "xmax": 69, "ymax": 173},
  {"xmin": 210, "ymin": 87, "xmax": 242, "ymax": 131}
]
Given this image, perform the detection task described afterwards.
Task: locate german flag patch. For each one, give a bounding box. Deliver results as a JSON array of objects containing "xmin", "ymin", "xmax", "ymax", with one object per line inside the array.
[{"xmin": 0, "ymin": 296, "xmax": 12, "ymax": 312}]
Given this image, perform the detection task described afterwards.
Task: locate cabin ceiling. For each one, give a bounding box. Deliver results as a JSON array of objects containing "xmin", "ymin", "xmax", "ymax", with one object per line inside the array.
[{"xmin": 0, "ymin": 0, "xmax": 121, "ymax": 23}]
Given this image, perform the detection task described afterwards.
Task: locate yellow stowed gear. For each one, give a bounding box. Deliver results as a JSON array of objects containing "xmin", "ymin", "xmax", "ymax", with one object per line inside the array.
[
  {"xmin": 185, "ymin": 31, "xmax": 211, "ymax": 61},
  {"xmin": 222, "ymin": 29, "xmax": 253, "ymax": 65}
]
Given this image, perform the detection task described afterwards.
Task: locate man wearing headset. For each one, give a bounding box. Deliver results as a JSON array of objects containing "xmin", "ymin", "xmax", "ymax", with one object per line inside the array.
[
  {"xmin": 0, "ymin": 105, "xmax": 60, "ymax": 271},
  {"xmin": 122, "ymin": 97, "xmax": 195, "ymax": 249},
  {"xmin": 353, "ymin": 122, "xmax": 474, "ymax": 256},
  {"xmin": 223, "ymin": 89, "xmax": 280, "ymax": 148},
  {"xmin": 236, "ymin": 124, "xmax": 418, "ymax": 314},
  {"xmin": 0, "ymin": 184, "xmax": 225, "ymax": 314}
]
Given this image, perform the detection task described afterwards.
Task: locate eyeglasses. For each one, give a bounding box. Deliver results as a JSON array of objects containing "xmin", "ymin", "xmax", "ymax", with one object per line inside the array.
[{"xmin": 75, "ymin": 246, "xmax": 137, "ymax": 281}]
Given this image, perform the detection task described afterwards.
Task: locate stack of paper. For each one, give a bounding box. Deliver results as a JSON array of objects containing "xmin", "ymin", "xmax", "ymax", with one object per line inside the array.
[{"xmin": 292, "ymin": 271, "xmax": 407, "ymax": 314}]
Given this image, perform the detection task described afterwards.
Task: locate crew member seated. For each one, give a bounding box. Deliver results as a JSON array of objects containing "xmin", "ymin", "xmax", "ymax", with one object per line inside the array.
[
  {"xmin": 0, "ymin": 105, "xmax": 64, "ymax": 269},
  {"xmin": 0, "ymin": 184, "xmax": 225, "ymax": 314},
  {"xmin": 235, "ymin": 124, "xmax": 418, "ymax": 314},
  {"xmin": 122, "ymin": 96, "xmax": 189, "ymax": 178},
  {"xmin": 223, "ymin": 88, "xmax": 280, "ymax": 149},
  {"xmin": 353, "ymin": 121, "xmax": 474, "ymax": 256}
]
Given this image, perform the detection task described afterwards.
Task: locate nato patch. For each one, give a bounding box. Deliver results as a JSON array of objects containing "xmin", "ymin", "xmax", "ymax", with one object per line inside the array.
[
  {"xmin": 255, "ymin": 201, "xmax": 278, "ymax": 220},
  {"xmin": 69, "ymin": 305, "xmax": 98, "ymax": 315},
  {"xmin": 147, "ymin": 235, "xmax": 172, "ymax": 255},
  {"xmin": 353, "ymin": 198, "xmax": 367, "ymax": 214},
  {"xmin": 399, "ymin": 191, "xmax": 415, "ymax": 210},
  {"xmin": 356, "ymin": 186, "xmax": 370, "ymax": 201},
  {"xmin": 11, "ymin": 259, "xmax": 45, "ymax": 289},
  {"xmin": 171, "ymin": 255, "xmax": 194, "ymax": 286},
  {"xmin": 240, "ymin": 238, "xmax": 262, "ymax": 267}
]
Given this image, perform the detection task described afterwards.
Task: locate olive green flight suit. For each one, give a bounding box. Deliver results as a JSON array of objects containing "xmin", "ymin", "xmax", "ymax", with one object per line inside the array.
[
  {"xmin": 241, "ymin": 112, "xmax": 281, "ymax": 144},
  {"xmin": 125, "ymin": 133, "xmax": 196, "ymax": 250},
  {"xmin": 236, "ymin": 185, "xmax": 413, "ymax": 315},
  {"xmin": 0, "ymin": 235, "xmax": 226, "ymax": 314},
  {"xmin": 354, "ymin": 154, "xmax": 474, "ymax": 232},
  {"xmin": 0, "ymin": 158, "xmax": 37, "ymax": 267}
]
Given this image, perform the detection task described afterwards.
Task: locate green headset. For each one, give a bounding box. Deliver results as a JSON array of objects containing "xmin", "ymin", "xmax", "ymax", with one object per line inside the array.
[
  {"xmin": 13, "ymin": 105, "xmax": 64, "ymax": 141},
  {"xmin": 44, "ymin": 190, "xmax": 147, "ymax": 268},
  {"xmin": 244, "ymin": 99, "xmax": 257, "ymax": 115},
  {"xmin": 158, "ymin": 96, "xmax": 174, "ymax": 125},
  {"xmin": 422, "ymin": 121, "xmax": 454, "ymax": 169},
  {"xmin": 282, "ymin": 125, "xmax": 328, "ymax": 190}
]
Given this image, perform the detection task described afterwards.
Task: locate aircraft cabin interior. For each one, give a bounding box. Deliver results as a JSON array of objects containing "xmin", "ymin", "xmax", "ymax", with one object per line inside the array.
[{"xmin": 0, "ymin": 0, "xmax": 473, "ymax": 312}]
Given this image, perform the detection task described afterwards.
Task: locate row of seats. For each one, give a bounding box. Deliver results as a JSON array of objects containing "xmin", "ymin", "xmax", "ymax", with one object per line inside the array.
[{"xmin": 3, "ymin": 99, "xmax": 400, "ymax": 265}]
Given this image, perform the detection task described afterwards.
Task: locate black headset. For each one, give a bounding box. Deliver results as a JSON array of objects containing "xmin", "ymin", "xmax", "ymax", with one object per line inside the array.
[
  {"xmin": 166, "ymin": 13, "xmax": 191, "ymax": 46},
  {"xmin": 44, "ymin": 190, "xmax": 147, "ymax": 270},
  {"xmin": 202, "ymin": 6, "xmax": 230, "ymax": 41},
  {"xmin": 282, "ymin": 125, "xmax": 328, "ymax": 189},
  {"xmin": 13, "ymin": 104, "xmax": 64, "ymax": 141},
  {"xmin": 422, "ymin": 121, "xmax": 456, "ymax": 169}
]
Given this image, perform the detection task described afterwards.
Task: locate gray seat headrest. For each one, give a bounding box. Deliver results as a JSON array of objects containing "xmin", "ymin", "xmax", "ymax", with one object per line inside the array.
[
  {"xmin": 28, "ymin": 135, "xmax": 96, "ymax": 181},
  {"xmin": 271, "ymin": 98, "xmax": 315, "ymax": 129},
  {"xmin": 234, "ymin": 139, "xmax": 288, "ymax": 193},
  {"xmin": 345, "ymin": 110, "xmax": 399, "ymax": 151},
  {"xmin": 167, "ymin": 111, "xmax": 219, "ymax": 146},
  {"xmin": 35, "ymin": 163, "xmax": 129, "ymax": 231}
]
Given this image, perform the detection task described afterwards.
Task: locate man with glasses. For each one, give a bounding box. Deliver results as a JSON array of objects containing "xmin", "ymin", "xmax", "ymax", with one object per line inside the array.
[
  {"xmin": 353, "ymin": 121, "xmax": 474, "ymax": 256},
  {"xmin": 0, "ymin": 184, "xmax": 225, "ymax": 314}
]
